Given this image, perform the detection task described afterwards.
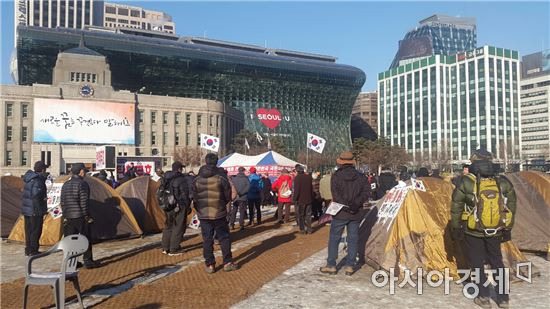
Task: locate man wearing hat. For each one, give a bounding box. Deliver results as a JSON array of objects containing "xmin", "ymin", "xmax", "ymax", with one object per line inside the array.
[
  {"xmin": 229, "ymin": 167, "xmax": 250, "ymax": 230},
  {"xmin": 451, "ymin": 149, "xmax": 516, "ymax": 308},
  {"xmin": 21, "ymin": 161, "xmax": 49, "ymax": 256},
  {"xmin": 320, "ymin": 151, "xmax": 369, "ymax": 276},
  {"xmin": 61, "ymin": 163, "xmax": 100, "ymax": 268}
]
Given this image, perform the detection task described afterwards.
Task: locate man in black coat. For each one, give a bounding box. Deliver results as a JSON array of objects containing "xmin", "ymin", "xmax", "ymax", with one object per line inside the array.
[
  {"xmin": 293, "ymin": 165, "xmax": 314, "ymax": 234},
  {"xmin": 161, "ymin": 161, "xmax": 192, "ymax": 255},
  {"xmin": 21, "ymin": 161, "xmax": 49, "ymax": 256},
  {"xmin": 230, "ymin": 167, "xmax": 250, "ymax": 231},
  {"xmin": 320, "ymin": 151, "xmax": 370, "ymax": 276},
  {"xmin": 376, "ymin": 167, "xmax": 397, "ymax": 199},
  {"xmin": 61, "ymin": 163, "xmax": 99, "ymax": 268}
]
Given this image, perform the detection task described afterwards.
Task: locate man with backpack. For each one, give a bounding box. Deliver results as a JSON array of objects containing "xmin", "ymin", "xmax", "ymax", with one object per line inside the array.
[
  {"xmin": 272, "ymin": 169, "xmax": 293, "ymax": 224},
  {"xmin": 230, "ymin": 167, "xmax": 250, "ymax": 231},
  {"xmin": 159, "ymin": 161, "xmax": 191, "ymax": 256},
  {"xmin": 451, "ymin": 149, "xmax": 516, "ymax": 309},
  {"xmin": 192, "ymin": 153, "xmax": 236, "ymax": 273},
  {"xmin": 247, "ymin": 167, "xmax": 263, "ymax": 226}
]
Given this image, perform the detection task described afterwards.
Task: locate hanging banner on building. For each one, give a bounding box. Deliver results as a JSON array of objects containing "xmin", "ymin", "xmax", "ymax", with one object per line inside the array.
[{"xmin": 33, "ymin": 98, "xmax": 135, "ymax": 144}]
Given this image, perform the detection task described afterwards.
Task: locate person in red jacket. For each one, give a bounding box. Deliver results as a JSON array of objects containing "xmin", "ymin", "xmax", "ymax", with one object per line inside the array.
[{"xmin": 272, "ymin": 169, "xmax": 293, "ymax": 224}]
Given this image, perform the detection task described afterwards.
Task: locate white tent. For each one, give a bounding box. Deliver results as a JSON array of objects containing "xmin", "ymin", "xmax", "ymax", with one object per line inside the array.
[{"xmin": 217, "ymin": 151, "xmax": 302, "ymax": 177}]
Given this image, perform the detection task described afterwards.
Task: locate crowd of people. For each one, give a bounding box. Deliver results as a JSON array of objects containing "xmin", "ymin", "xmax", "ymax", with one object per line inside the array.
[{"xmin": 18, "ymin": 148, "xmax": 517, "ymax": 308}]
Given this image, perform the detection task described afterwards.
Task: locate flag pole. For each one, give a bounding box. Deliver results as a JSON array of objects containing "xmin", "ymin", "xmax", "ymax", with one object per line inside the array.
[{"xmin": 306, "ymin": 146, "xmax": 309, "ymax": 169}]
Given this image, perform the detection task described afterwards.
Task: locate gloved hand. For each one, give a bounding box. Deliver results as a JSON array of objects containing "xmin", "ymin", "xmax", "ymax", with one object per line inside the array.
[
  {"xmin": 85, "ymin": 216, "xmax": 94, "ymax": 224},
  {"xmin": 501, "ymin": 229, "xmax": 512, "ymax": 242},
  {"xmin": 451, "ymin": 227, "xmax": 464, "ymax": 241}
]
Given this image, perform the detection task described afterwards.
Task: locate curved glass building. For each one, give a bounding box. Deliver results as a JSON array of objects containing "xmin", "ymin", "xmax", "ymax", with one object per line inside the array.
[{"xmin": 16, "ymin": 26, "xmax": 365, "ymax": 158}]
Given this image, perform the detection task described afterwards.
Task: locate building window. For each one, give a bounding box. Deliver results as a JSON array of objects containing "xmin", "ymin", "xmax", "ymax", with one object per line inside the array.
[
  {"xmin": 151, "ymin": 132, "xmax": 156, "ymax": 145},
  {"xmin": 163, "ymin": 132, "xmax": 168, "ymax": 144},
  {"xmin": 163, "ymin": 157, "xmax": 168, "ymax": 167},
  {"xmin": 21, "ymin": 151, "xmax": 28, "ymax": 166},
  {"xmin": 22, "ymin": 127, "xmax": 27, "ymax": 142},
  {"xmin": 92, "ymin": 74, "xmax": 96, "ymax": 83},
  {"xmin": 105, "ymin": 17, "xmax": 116, "ymax": 22},
  {"xmin": 105, "ymin": 6, "xmax": 116, "ymax": 14},
  {"xmin": 163, "ymin": 112, "xmax": 168, "ymax": 124},
  {"xmin": 6, "ymin": 103, "xmax": 13, "ymax": 117},
  {"xmin": 216, "ymin": 116, "xmax": 219, "ymax": 127},
  {"xmin": 130, "ymin": 9, "xmax": 140, "ymax": 17},
  {"xmin": 210, "ymin": 115, "xmax": 213, "ymax": 127},
  {"xmin": 139, "ymin": 131, "xmax": 144, "ymax": 144},
  {"xmin": 197, "ymin": 133, "xmax": 201, "ymax": 146},
  {"xmin": 139, "ymin": 110, "xmax": 144, "ymax": 123},
  {"xmin": 186, "ymin": 113, "xmax": 191, "ymax": 125},
  {"xmin": 118, "ymin": 19, "xmax": 128, "ymax": 24},
  {"xmin": 151, "ymin": 111, "xmax": 156, "ymax": 124},
  {"xmin": 6, "ymin": 126, "xmax": 12, "ymax": 141},
  {"xmin": 6, "ymin": 151, "xmax": 12, "ymax": 166},
  {"xmin": 197, "ymin": 114, "xmax": 202, "ymax": 126},
  {"xmin": 175, "ymin": 112, "xmax": 180, "ymax": 125},
  {"xmin": 117, "ymin": 8, "xmax": 128, "ymax": 15},
  {"xmin": 175, "ymin": 132, "xmax": 180, "ymax": 145},
  {"xmin": 22, "ymin": 104, "xmax": 28, "ymax": 118},
  {"xmin": 71, "ymin": 72, "xmax": 75, "ymax": 81}
]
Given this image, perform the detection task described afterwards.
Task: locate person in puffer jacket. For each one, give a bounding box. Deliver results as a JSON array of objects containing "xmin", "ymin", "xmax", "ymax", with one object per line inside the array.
[
  {"xmin": 192, "ymin": 153, "xmax": 236, "ymax": 273},
  {"xmin": 272, "ymin": 169, "xmax": 293, "ymax": 224},
  {"xmin": 61, "ymin": 163, "xmax": 99, "ymax": 269},
  {"xmin": 21, "ymin": 161, "xmax": 48, "ymax": 256}
]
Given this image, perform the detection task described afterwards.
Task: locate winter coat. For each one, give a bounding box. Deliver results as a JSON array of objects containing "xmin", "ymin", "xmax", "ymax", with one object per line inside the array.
[
  {"xmin": 247, "ymin": 173, "xmax": 263, "ymax": 200},
  {"xmin": 272, "ymin": 174, "xmax": 293, "ymax": 203},
  {"xmin": 21, "ymin": 170, "xmax": 48, "ymax": 216},
  {"xmin": 312, "ymin": 178, "xmax": 321, "ymax": 200},
  {"xmin": 331, "ymin": 165, "xmax": 370, "ymax": 221},
  {"xmin": 232, "ymin": 172, "xmax": 251, "ymax": 202},
  {"xmin": 260, "ymin": 177, "xmax": 272, "ymax": 203},
  {"xmin": 377, "ymin": 171, "xmax": 397, "ymax": 198},
  {"xmin": 319, "ymin": 174, "xmax": 332, "ymax": 200},
  {"xmin": 60, "ymin": 175, "xmax": 91, "ymax": 219},
  {"xmin": 163, "ymin": 171, "xmax": 191, "ymax": 209},
  {"xmin": 450, "ymin": 173, "xmax": 516, "ymax": 238},
  {"xmin": 293, "ymin": 173, "xmax": 314, "ymax": 205},
  {"xmin": 192, "ymin": 165, "xmax": 232, "ymax": 220}
]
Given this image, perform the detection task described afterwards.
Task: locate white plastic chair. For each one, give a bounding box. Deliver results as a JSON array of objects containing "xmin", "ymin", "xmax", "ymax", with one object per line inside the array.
[{"xmin": 23, "ymin": 234, "xmax": 89, "ymax": 309}]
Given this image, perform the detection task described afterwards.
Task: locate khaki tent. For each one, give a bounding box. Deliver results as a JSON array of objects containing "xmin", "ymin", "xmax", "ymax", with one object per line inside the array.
[
  {"xmin": 1, "ymin": 176, "xmax": 24, "ymax": 237},
  {"xmin": 9, "ymin": 176, "xmax": 142, "ymax": 245},
  {"xmin": 116, "ymin": 176, "xmax": 166, "ymax": 233},
  {"xmin": 360, "ymin": 177, "xmax": 532, "ymax": 279},
  {"xmin": 503, "ymin": 171, "xmax": 550, "ymax": 253}
]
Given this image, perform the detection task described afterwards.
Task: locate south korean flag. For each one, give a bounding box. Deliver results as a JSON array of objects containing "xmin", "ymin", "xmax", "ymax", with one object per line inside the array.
[
  {"xmin": 200, "ymin": 133, "xmax": 220, "ymax": 152},
  {"xmin": 307, "ymin": 132, "xmax": 326, "ymax": 154}
]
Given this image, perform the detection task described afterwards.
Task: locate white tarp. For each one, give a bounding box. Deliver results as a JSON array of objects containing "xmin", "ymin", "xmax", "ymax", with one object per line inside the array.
[{"xmin": 217, "ymin": 151, "xmax": 302, "ymax": 176}]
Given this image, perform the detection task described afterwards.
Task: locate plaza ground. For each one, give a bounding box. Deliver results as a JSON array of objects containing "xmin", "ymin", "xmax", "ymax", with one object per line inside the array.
[{"xmin": 1, "ymin": 212, "xmax": 549, "ymax": 309}]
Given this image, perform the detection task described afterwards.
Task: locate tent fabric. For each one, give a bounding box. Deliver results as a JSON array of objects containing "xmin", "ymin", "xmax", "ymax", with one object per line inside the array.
[
  {"xmin": 360, "ymin": 177, "xmax": 533, "ymax": 280},
  {"xmin": 504, "ymin": 171, "xmax": 550, "ymax": 253},
  {"xmin": 1, "ymin": 176, "xmax": 24, "ymax": 237},
  {"xmin": 116, "ymin": 176, "xmax": 166, "ymax": 233},
  {"xmin": 217, "ymin": 151, "xmax": 302, "ymax": 176},
  {"xmin": 8, "ymin": 176, "xmax": 142, "ymax": 245}
]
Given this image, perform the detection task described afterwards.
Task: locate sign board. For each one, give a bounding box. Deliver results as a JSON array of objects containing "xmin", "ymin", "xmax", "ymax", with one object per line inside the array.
[
  {"xmin": 116, "ymin": 156, "xmax": 169, "ymax": 179},
  {"xmin": 46, "ymin": 183, "xmax": 64, "ymax": 219},
  {"xmin": 377, "ymin": 186, "xmax": 409, "ymax": 230},
  {"xmin": 96, "ymin": 146, "xmax": 116, "ymax": 169},
  {"xmin": 33, "ymin": 98, "xmax": 135, "ymax": 144}
]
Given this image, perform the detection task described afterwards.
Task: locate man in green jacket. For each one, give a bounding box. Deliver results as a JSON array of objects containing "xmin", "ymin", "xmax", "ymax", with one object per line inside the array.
[{"xmin": 450, "ymin": 149, "xmax": 516, "ymax": 309}]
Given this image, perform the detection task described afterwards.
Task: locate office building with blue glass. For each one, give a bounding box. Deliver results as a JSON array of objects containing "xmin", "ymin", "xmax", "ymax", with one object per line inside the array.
[
  {"xmin": 14, "ymin": 25, "xmax": 365, "ymax": 159},
  {"xmin": 390, "ymin": 14, "xmax": 477, "ymax": 69}
]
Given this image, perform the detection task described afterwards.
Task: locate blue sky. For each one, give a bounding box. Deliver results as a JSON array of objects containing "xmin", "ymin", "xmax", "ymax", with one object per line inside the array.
[{"xmin": 1, "ymin": 1, "xmax": 549, "ymax": 90}]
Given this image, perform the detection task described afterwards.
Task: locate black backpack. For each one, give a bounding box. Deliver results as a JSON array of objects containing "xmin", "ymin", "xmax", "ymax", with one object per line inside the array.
[{"xmin": 156, "ymin": 177, "xmax": 177, "ymax": 212}]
